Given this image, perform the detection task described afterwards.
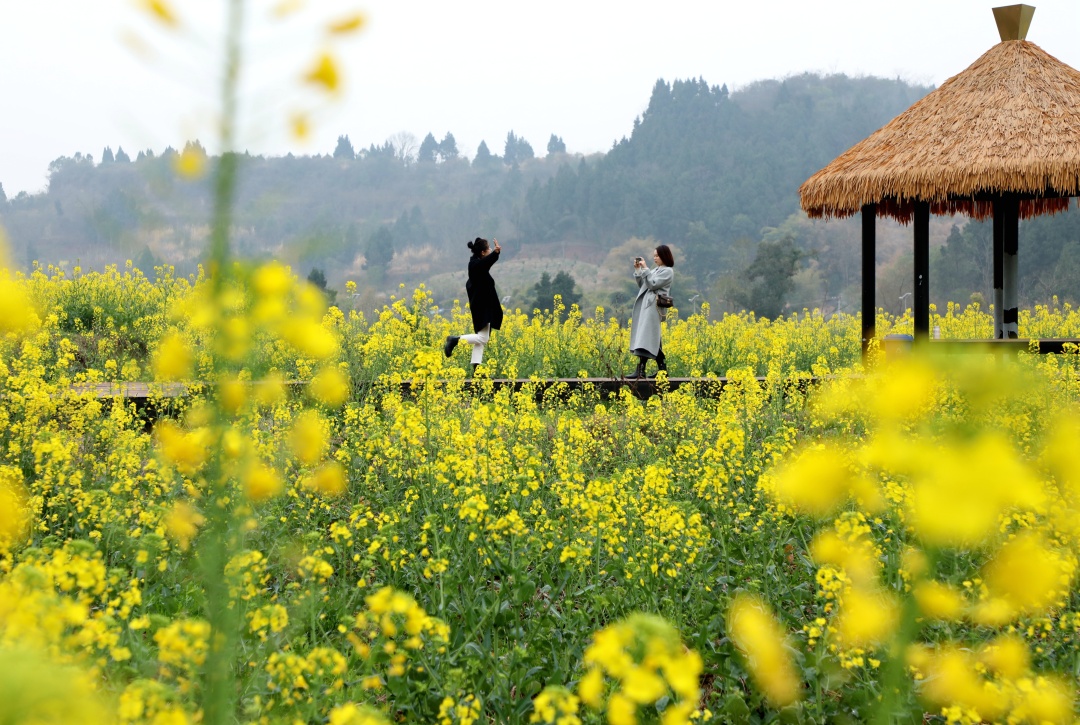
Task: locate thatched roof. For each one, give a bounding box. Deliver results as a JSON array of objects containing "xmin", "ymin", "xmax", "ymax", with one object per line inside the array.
[{"xmin": 800, "ymin": 39, "xmax": 1080, "ymax": 221}]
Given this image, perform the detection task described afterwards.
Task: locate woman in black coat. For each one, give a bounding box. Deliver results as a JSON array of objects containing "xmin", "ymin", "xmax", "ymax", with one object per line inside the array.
[{"xmin": 444, "ymin": 237, "xmax": 504, "ymax": 371}]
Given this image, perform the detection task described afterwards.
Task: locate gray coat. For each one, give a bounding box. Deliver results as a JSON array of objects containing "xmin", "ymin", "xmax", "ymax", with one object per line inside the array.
[{"xmin": 628, "ymin": 265, "xmax": 673, "ymax": 358}]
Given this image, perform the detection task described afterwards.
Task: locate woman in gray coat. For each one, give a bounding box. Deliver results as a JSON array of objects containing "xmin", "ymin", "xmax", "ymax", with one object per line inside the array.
[{"xmin": 627, "ymin": 244, "xmax": 675, "ymax": 379}]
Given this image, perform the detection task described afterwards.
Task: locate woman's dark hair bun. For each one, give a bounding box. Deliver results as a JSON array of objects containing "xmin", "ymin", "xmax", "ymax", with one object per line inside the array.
[{"xmin": 468, "ymin": 237, "xmax": 488, "ymax": 254}]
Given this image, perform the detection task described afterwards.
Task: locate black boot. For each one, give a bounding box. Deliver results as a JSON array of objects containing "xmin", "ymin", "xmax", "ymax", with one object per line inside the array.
[
  {"xmin": 626, "ymin": 358, "xmax": 646, "ymax": 380},
  {"xmin": 650, "ymin": 355, "xmax": 667, "ymax": 378},
  {"xmin": 443, "ymin": 335, "xmax": 460, "ymax": 358}
]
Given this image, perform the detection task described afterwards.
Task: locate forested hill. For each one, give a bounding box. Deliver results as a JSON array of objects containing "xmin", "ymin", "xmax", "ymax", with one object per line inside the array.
[
  {"xmin": 520, "ymin": 74, "xmax": 928, "ymax": 250},
  {"xmin": 14, "ymin": 71, "xmax": 1077, "ymax": 316}
]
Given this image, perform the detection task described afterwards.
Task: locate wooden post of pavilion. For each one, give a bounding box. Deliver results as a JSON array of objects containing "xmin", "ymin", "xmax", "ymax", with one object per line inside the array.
[
  {"xmin": 861, "ymin": 204, "xmax": 876, "ymax": 356},
  {"xmin": 993, "ymin": 208, "xmax": 1004, "ymax": 338},
  {"xmin": 913, "ymin": 202, "xmax": 930, "ymax": 341},
  {"xmin": 1000, "ymin": 195, "xmax": 1020, "ymax": 338}
]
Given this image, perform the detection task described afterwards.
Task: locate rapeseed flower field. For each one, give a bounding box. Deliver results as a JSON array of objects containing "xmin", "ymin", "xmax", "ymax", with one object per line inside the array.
[{"xmin": 2, "ymin": 253, "xmax": 1080, "ymax": 723}]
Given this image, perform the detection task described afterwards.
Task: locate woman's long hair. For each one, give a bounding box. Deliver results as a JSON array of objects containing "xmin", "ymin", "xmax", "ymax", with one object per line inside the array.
[
  {"xmin": 467, "ymin": 237, "xmax": 489, "ymax": 257},
  {"xmin": 655, "ymin": 244, "xmax": 675, "ymax": 268}
]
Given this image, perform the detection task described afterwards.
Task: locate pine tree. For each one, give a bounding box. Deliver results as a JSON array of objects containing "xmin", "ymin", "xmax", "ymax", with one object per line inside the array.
[{"xmin": 333, "ymin": 135, "xmax": 356, "ymax": 160}]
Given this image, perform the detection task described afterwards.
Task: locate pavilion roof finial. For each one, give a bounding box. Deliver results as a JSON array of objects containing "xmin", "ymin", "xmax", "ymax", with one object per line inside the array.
[{"xmin": 993, "ymin": 4, "xmax": 1035, "ymax": 41}]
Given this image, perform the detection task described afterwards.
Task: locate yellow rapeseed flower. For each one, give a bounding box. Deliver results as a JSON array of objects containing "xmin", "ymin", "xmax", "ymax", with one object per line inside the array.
[
  {"xmin": 304, "ymin": 52, "xmax": 340, "ymax": 93},
  {"xmin": 164, "ymin": 502, "xmax": 205, "ymax": 551},
  {"xmin": 155, "ymin": 421, "xmax": 211, "ymax": 475},
  {"xmin": 244, "ymin": 462, "xmax": 283, "ymax": 502},
  {"xmin": 139, "ymin": 0, "xmax": 180, "ymax": 28},
  {"xmin": 282, "ymin": 318, "xmax": 338, "ymax": 360},
  {"xmin": 727, "ymin": 594, "xmax": 801, "ymax": 706},
  {"xmin": 907, "ymin": 433, "xmax": 1043, "ymax": 548},
  {"xmin": 981, "ymin": 532, "xmax": 1072, "ymax": 618},
  {"xmin": 920, "ymin": 647, "xmax": 1007, "ymax": 721},
  {"xmin": 310, "ymin": 366, "xmax": 350, "ymax": 407},
  {"xmin": 174, "ymin": 145, "xmax": 207, "ymax": 179},
  {"xmin": 289, "ymin": 410, "xmax": 328, "ymax": 465},
  {"xmin": 0, "ymin": 271, "xmax": 38, "ymax": 334},
  {"xmin": 152, "ymin": 333, "xmax": 194, "ymax": 381},
  {"xmin": 0, "ymin": 469, "xmax": 30, "ymax": 550},
  {"xmin": 769, "ymin": 445, "xmax": 852, "ymax": 518},
  {"xmin": 978, "ymin": 634, "xmax": 1030, "ymax": 680},
  {"xmin": 328, "ymin": 13, "xmax": 366, "ymax": 34},
  {"xmin": 328, "ymin": 702, "xmax": 392, "ymax": 725},
  {"xmin": 303, "ymin": 461, "xmax": 346, "ymax": 497},
  {"xmin": 1009, "ymin": 675, "xmax": 1075, "ymax": 724},
  {"xmin": 913, "ymin": 580, "xmax": 967, "ymax": 622},
  {"xmin": 833, "ymin": 586, "xmax": 899, "ymax": 649}
]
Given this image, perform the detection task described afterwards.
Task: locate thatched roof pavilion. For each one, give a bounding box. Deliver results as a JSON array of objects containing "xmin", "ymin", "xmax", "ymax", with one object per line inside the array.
[{"xmin": 799, "ymin": 4, "xmax": 1080, "ymax": 349}]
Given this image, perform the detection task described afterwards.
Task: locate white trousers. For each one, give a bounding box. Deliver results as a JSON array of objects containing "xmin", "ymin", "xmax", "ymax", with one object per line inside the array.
[{"xmin": 460, "ymin": 325, "xmax": 490, "ymax": 364}]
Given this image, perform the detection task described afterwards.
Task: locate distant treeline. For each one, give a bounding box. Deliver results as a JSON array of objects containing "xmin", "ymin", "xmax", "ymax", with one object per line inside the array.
[{"xmin": 3, "ymin": 72, "xmax": 1080, "ymax": 317}]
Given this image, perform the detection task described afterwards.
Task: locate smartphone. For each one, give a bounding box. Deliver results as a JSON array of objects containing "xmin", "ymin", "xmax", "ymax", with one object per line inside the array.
[{"xmin": 634, "ymin": 256, "xmax": 644, "ymax": 263}]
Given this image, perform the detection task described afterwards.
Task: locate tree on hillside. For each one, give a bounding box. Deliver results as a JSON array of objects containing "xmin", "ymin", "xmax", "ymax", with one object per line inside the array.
[
  {"xmin": 0, "ymin": 182, "xmax": 6, "ymax": 205},
  {"xmin": 389, "ymin": 132, "xmax": 418, "ymax": 165},
  {"xmin": 547, "ymin": 134, "xmax": 566, "ymax": 155},
  {"xmin": 731, "ymin": 236, "xmax": 803, "ymax": 318},
  {"xmin": 307, "ymin": 267, "xmax": 338, "ymax": 304},
  {"xmin": 115, "ymin": 147, "xmax": 131, "ymax": 163},
  {"xmin": 47, "ymin": 152, "xmax": 95, "ymax": 193},
  {"xmin": 101, "ymin": 147, "xmax": 115, "ymax": 164},
  {"xmin": 504, "ymin": 131, "xmax": 534, "ymax": 166},
  {"xmin": 439, "ymin": 133, "xmax": 459, "ymax": 161},
  {"xmin": 333, "ymin": 135, "xmax": 356, "ymax": 160},
  {"xmin": 135, "ymin": 245, "xmax": 158, "ymax": 276},
  {"xmin": 364, "ymin": 225, "xmax": 394, "ymax": 273},
  {"xmin": 418, "ymin": 133, "xmax": 440, "ymax": 164},
  {"xmin": 473, "ymin": 140, "xmax": 498, "ymax": 167},
  {"xmin": 530, "ymin": 270, "xmax": 581, "ymax": 319}
]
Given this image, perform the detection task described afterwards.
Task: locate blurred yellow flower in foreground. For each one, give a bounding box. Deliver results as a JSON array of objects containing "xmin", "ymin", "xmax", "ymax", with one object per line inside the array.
[
  {"xmin": 579, "ymin": 613, "xmax": 703, "ymax": 720},
  {"xmin": 919, "ymin": 647, "xmax": 1006, "ymax": 721},
  {"xmin": 769, "ymin": 445, "xmax": 852, "ymax": 518},
  {"xmin": 906, "ymin": 433, "xmax": 1043, "ymax": 548},
  {"xmin": 981, "ymin": 531, "xmax": 1073, "ymax": 619},
  {"xmin": 978, "ymin": 634, "xmax": 1030, "ymax": 680},
  {"xmin": 139, "ymin": 0, "xmax": 180, "ymax": 28},
  {"xmin": 727, "ymin": 594, "xmax": 801, "ymax": 707},
  {"xmin": 328, "ymin": 13, "xmax": 367, "ymax": 34},
  {"xmin": 0, "ymin": 235, "xmax": 39, "ymax": 333},
  {"xmin": 310, "ymin": 366, "xmax": 350, "ymax": 407},
  {"xmin": 289, "ymin": 410, "xmax": 328, "ymax": 466},
  {"xmin": 912, "ymin": 580, "xmax": 966, "ymax": 622},
  {"xmin": 174, "ymin": 145, "xmax": 207, "ymax": 179},
  {"xmin": 833, "ymin": 586, "xmax": 899, "ymax": 649},
  {"xmin": 328, "ymin": 702, "xmax": 392, "ymax": 725},
  {"xmin": 156, "ymin": 421, "xmax": 211, "ymax": 475},
  {"xmin": 304, "ymin": 52, "xmax": 340, "ymax": 93},
  {"xmin": 244, "ymin": 463, "xmax": 283, "ymax": 502},
  {"xmin": 303, "ymin": 461, "xmax": 346, "ymax": 497},
  {"xmin": 0, "ymin": 647, "xmax": 112, "ymax": 724},
  {"xmin": 152, "ymin": 333, "xmax": 194, "ymax": 381},
  {"xmin": 164, "ymin": 502, "xmax": 206, "ymax": 551},
  {"xmin": 0, "ymin": 469, "xmax": 30, "ymax": 550}
]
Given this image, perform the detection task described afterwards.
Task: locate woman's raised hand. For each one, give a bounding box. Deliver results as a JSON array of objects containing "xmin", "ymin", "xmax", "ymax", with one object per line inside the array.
[{"xmin": 493, "ymin": 239, "xmax": 501, "ymax": 253}]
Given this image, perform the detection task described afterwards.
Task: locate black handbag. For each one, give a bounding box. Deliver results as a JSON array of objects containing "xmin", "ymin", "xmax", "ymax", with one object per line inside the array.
[{"xmin": 656, "ymin": 292, "xmax": 674, "ymax": 308}]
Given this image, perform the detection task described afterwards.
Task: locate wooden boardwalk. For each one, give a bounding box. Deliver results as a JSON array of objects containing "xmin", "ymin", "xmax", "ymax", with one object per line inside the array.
[{"xmin": 68, "ymin": 376, "xmax": 807, "ymax": 404}]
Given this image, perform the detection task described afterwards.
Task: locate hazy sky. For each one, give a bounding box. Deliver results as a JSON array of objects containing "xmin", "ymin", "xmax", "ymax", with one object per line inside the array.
[{"xmin": 2, "ymin": 1, "xmax": 1079, "ymax": 196}]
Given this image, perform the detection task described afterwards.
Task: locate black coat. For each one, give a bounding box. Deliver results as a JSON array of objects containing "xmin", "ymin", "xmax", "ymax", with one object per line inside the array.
[{"xmin": 466, "ymin": 250, "xmax": 504, "ymax": 333}]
